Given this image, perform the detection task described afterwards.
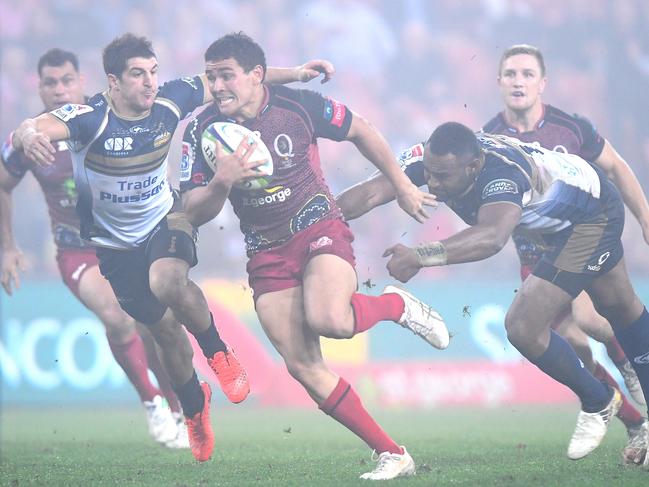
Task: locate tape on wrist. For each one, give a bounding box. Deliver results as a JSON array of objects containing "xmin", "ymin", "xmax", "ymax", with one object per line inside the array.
[{"xmin": 415, "ymin": 241, "xmax": 448, "ymax": 267}]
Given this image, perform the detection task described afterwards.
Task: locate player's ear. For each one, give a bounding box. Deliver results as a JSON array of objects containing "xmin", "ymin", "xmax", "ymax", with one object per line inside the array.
[
  {"xmin": 252, "ymin": 65, "xmax": 264, "ymax": 85},
  {"xmin": 107, "ymin": 73, "xmax": 119, "ymax": 90},
  {"xmin": 539, "ymin": 75, "xmax": 547, "ymax": 94}
]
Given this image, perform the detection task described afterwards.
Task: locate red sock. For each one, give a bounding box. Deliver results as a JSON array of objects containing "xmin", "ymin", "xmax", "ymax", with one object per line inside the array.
[
  {"xmin": 604, "ymin": 337, "xmax": 627, "ymax": 366},
  {"xmin": 319, "ymin": 377, "xmax": 402, "ymax": 454},
  {"xmin": 351, "ymin": 293, "xmax": 404, "ymax": 335},
  {"xmin": 142, "ymin": 338, "xmax": 182, "ymax": 413},
  {"xmin": 593, "ymin": 363, "xmax": 643, "ymax": 426},
  {"xmin": 108, "ymin": 332, "xmax": 160, "ymax": 402}
]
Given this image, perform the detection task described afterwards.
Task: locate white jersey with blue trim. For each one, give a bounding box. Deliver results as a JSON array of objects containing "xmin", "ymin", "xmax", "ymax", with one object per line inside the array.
[
  {"xmin": 399, "ymin": 134, "xmax": 604, "ymax": 236},
  {"xmin": 50, "ymin": 76, "xmax": 208, "ymax": 249}
]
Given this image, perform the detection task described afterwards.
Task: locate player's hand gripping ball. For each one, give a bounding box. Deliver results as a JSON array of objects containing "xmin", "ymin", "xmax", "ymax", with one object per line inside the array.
[{"xmin": 202, "ymin": 122, "xmax": 273, "ymax": 190}]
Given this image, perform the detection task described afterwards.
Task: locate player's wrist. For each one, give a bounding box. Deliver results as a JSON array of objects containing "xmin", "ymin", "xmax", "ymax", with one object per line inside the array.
[{"xmin": 415, "ymin": 241, "xmax": 447, "ymax": 267}]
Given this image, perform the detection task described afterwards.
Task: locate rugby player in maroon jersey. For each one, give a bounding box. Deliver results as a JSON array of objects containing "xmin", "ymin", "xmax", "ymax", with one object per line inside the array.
[
  {"xmin": 484, "ymin": 44, "xmax": 649, "ymax": 464},
  {"xmin": 11, "ymin": 34, "xmax": 335, "ymax": 463},
  {"xmin": 181, "ymin": 32, "xmax": 443, "ymax": 480},
  {"xmin": 0, "ymin": 48, "xmax": 187, "ymax": 448}
]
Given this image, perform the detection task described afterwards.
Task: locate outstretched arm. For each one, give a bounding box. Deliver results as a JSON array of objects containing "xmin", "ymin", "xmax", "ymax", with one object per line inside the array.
[
  {"xmin": 0, "ymin": 160, "xmax": 25, "ymax": 295},
  {"xmin": 594, "ymin": 140, "xmax": 649, "ymax": 244},
  {"xmin": 336, "ymin": 173, "xmax": 397, "ymax": 221},
  {"xmin": 265, "ymin": 59, "xmax": 335, "ymax": 85},
  {"xmin": 12, "ymin": 114, "xmax": 69, "ymax": 166},
  {"xmin": 383, "ymin": 202, "xmax": 521, "ymax": 282},
  {"xmin": 346, "ymin": 113, "xmax": 436, "ymax": 223}
]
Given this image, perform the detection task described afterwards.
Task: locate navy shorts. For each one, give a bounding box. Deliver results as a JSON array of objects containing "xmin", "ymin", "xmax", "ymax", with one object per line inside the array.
[
  {"xmin": 532, "ymin": 179, "xmax": 625, "ymax": 298},
  {"xmin": 97, "ymin": 211, "xmax": 197, "ymax": 325}
]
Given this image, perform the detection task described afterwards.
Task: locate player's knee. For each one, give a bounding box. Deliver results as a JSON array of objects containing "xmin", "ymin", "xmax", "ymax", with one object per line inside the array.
[
  {"xmin": 97, "ymin": 302, "xmax": 137, "ymax": 342},
  {"xmin": 306, "ymin": 307, "xmax": 353, "ymax": 339},
  {"xmin": 504, "ymin": 313, "xmax": 528, "ymax": 349}
]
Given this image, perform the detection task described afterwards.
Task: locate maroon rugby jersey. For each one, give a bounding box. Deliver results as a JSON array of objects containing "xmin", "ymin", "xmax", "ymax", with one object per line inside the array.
[
  {"xmin": 482, "ymin": 104, "xmax": 605, "ymax": 161},
  {"xmin": 180, "ymin": 84, "xmax": 352, "ymax": 256},
  {"xmin": 1, "ymin": 136, "xmax": 88, "ymax": 249}
]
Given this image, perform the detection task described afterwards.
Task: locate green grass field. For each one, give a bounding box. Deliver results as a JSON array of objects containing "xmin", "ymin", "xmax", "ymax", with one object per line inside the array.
[{"xmin": 1, "ymin": 404, "xmax": 647, "ymax": 486}]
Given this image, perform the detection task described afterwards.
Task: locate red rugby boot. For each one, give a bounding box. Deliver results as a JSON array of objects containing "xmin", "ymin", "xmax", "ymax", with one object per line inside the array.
[
  {"xmin": 207, "ymin": 348, "xmax": 250, "ymax": 404},
  {"xmin": 185, "ymin": 382, "xmax": 214, "ymax": 462}
]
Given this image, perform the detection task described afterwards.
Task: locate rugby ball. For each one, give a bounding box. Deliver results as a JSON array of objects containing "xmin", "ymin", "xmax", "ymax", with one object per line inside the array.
[{"xmin": 201, "ymin": 122, "xmax": 273, "ymax": 191}]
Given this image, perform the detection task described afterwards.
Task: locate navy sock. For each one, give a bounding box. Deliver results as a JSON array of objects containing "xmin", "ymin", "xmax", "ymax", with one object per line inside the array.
[
  {"xmin": 531, "ymin": 331, "xmax": 610, "ymax": 412},
  {"xmin": 172, "ymin": 371, "xmax": 204, "ymax": 418},
  {"xmin": 611, "ymin": 307, "xmax": 649, "ymax": 413},
  {"xmin": 195, "ymin": 313, "xmax": 227, "ymax": 357}
]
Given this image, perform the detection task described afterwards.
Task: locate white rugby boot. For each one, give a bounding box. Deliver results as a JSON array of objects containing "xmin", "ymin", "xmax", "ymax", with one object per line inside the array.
[
  {"xmin": 143, "ymin": 395, "xmax": 178, "ymax": 444},
  {"xmin": 360, "ymin": 446, "xmax": 416, "ymax": 480},
  {"xmin": 567, "ymin": 388, "xmax": 622, "ymax": 460},
  {"xmin": 623, "ymin": 419, "xmax": 648, "ymax": 468},
  {"xmin": 165, "ymin": 412, "xmax": 190, "ymax": 449},
  {"xmin": 383, "ymin": 285, "xmax": 449, "ymax": 349}
]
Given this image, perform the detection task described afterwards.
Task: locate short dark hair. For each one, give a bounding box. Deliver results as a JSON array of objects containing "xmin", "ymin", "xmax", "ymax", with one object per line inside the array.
[
  {"xmin": 204, "ymin": 32, "xmax": 266, "ymax": 80},
  {"xmin": 499, "ymin": 44, "xmax": 546, "ymax": 76},
  {"xmin": 38, "ymin": 48, "xmax": 79, "ymax": 77},
  {"xmin": 426, "ymin": 122, "xmax": 481, "ymax": 161},
  {"xmin": 102, "ymin": 33, "xmax": 156, "ymax": 77}
]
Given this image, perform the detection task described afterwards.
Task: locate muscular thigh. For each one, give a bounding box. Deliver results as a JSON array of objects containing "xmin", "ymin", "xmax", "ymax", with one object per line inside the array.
[
  {"xmin": 508, "ymin": 274, "xmax": 573, "ymax": 334},
  {"xmin": 586, "ymin": 257, "xmax": 644, "ymax": 325},
  {"xmin": 255, "ymin": 287, "xmax": 323, "ymax": 366},
  {"xmin": 302, "ymin": 253, "xmax": 357, "ymax": 323}
]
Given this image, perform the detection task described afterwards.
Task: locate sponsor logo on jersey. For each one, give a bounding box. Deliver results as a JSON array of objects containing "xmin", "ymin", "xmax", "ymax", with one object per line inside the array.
[
  {"xmin": 309, "ymin": 236, "xmax": 333, "ymax": 253},
  {"xmin": 99, "ymin": 176, "xmax": 166, "ymax": 203},
  {"xmin": 104, "ymin": 137, "xmax": 133, "ymax": 152},
  {"xmin": 633, "ymin": 350, "xmax": 649, "ymax": 365},
  {"xmin": 153, "ymin": 131, "xmax": 171, "ymax": 148},
  {"xmin": 180, "ymin": 142, "xmax": 193, "ymax": 181},
  {"xmin": 180, "ymin": 76, "xmax": 198, "ymax": 90},
  {"xmin": 51, "ymin": 103, "xmax": 94, "ymax": 122},
  {"xmin": 481, "ymin": 179, "xmax": 519, "ymax": 199},
  {"xmin": 242, "ymin": 187, "xmax": 292, "ymax": 207},
  {"xmin": 324, "ymin": 97, "xmax": 346, "ymax": 128},
  {"xmin": 273, "ymin": 133, "xmax": 295, "ymax": 168},
  {"xmin": 130, "ymin": 125, "xmax": 149, "ymax": 134}
]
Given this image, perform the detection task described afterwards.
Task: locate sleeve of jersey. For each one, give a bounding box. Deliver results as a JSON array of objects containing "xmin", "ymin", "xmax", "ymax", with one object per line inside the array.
[
  {"xmin": 179, "ymin": 118, "xmax": 212, "ymax": 193},
  {"xmin": 49, "ymin": 103, "xmax": 98, "ymax": 149},
  {"xmin": 1, "ymin": 136, "xmax": 28, "ymax": 179},
  {"xmin": 477, "ymin": 160, "xmax": 529, "ymax": 208},
  {"xmin": 298, "ymin": 90, "xmax": 352, "ymax": 141},
  {"xmin": 158, "ymin": 76, "xmax": 207, "ymax": 119},
  {"xmin": 398, "ymin": 143, "xmax": 427, "ymax": 187},
  {"xmin": 572, "ymin": 113, "xmax": 605, "ymax": 161}
]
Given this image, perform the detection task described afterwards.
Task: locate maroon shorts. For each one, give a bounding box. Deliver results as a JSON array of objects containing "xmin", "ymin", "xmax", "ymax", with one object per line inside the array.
[
  {"xmin": 56, "ymin": 248, "xmax": 99, "ymax": 299},
  {"xmin": 247, "ymin": 218, "xmax": 356, "ymax": 301}
]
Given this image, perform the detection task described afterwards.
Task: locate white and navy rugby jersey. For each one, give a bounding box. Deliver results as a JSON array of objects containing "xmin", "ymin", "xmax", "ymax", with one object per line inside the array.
[
  {"xmin": 399, "ymin": 133, "xmax": 606, "ymax": 238},
  {"xmin": 50, "ymin": 76, "xmax": 208, "ymax": 249}
]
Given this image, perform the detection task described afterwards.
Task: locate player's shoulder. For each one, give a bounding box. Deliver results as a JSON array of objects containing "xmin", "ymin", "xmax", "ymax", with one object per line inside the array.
[
  {"xmin": 183, "ymin": 104, "xmax": 220, "ymax": 140},
  {"xmin": 544, "ymin": 104, "xmax": 594, "ymax": 130},
  {"xmin": 50, "ymin": 93, "xmax": 106, "ymax": 125},
  {"xmin": 397, "ymin": 142, "xmax": 425, "ymax": 169}
]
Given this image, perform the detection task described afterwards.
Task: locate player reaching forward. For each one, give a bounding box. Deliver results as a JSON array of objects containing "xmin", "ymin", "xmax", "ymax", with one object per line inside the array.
[
  {"xmin": 180, "ymin": 32, "xmax": 446, "ymax": 480},
  {"xmin": 483, "ymin": 44, "xmax": 648, "ymax": 459},
  {"xmin": 0, "ymin": 48, "xmax": 187, "ymax": 448},
  {"xmin": 337, "ymin": 123, "xmax": 649, "ymax": 465},
  {"xmin": 11, "ymin": 34, "xmax": 334, "ymax": 462}
]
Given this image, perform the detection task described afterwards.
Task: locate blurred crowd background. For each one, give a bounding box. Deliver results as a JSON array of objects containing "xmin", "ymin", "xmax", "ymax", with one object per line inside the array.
[{"xmin": 1, "ymin": 0, "xmax": 648, "ymax": 285}]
